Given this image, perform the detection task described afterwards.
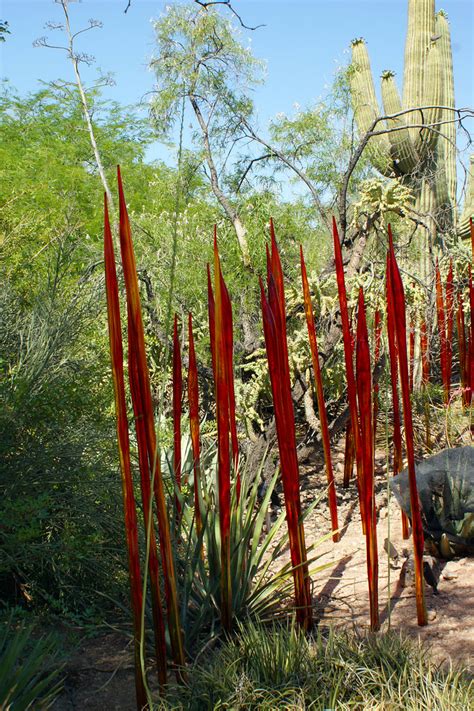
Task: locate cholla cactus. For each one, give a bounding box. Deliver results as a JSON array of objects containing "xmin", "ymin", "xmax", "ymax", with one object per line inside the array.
[{"xmin": 349, "ymin": 1, "xmax": 473, "ymax": 278}]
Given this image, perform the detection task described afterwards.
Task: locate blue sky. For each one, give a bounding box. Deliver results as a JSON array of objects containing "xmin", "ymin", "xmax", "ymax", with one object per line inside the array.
[{"xmin": 1, "ymin": 0, "xmax": 473, "ymax": 165}]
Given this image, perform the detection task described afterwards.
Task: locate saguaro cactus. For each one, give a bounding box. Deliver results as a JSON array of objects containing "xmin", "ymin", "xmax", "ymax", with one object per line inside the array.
[{"xmin": 349, "ymin": 0, "xmax": 473, "ymax": 277}]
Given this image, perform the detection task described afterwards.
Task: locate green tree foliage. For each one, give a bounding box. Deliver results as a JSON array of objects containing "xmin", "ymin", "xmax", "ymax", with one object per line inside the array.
[
  {"xmin": 150, "ymin": 4, "xmax": 262, "ymax": 141},
  {"xmin": 0, "ymin": 82, "xmax": 155, "ymax": 295},
  {"xmin": 0, "ymin": 20, "xmax": 9, "ymax": 42},
  {"xmin": 0, "ymin": 85, "xmax": 163, "ymax": 619}
]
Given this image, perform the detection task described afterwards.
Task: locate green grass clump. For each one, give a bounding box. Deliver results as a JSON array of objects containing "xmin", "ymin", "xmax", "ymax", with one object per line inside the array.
[{"xmin": 157, "ymin": 621, "xmax": 473, "ymax": 710}]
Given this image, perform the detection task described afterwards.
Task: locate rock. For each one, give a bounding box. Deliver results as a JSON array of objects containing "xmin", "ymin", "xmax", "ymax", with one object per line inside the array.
[
  {"xmin": 427, "ymin": 609, "xmax": 437, "ymax": 622},
  {"xmin": 384, "ymin": 538, "xmax": 399, "ymax": 560},
  {"xmin": 400, "ymin": 556, "xmax": 415, "ymax": 588},
  {"xmin": 379, "ymin": 507, "xmax": 388, "ymax": 520},
  {"xmin": 442, "ymin": 561, "xmax": 459, "ymax": 581},
  {"xmin": 423, "ymin": 560, "xmax": 439, "ymax": 594}
]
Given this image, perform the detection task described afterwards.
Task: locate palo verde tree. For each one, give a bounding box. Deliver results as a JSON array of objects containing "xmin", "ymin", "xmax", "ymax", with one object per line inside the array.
[{"xmin": 150, "ymin": 3, "xmax": 265, "ymax": 268}]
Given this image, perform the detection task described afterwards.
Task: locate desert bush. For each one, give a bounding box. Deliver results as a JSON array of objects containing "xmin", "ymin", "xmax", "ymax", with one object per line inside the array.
[{"xmin": 0, "ymin": 270, "xmax": 129, "ymax": 621}]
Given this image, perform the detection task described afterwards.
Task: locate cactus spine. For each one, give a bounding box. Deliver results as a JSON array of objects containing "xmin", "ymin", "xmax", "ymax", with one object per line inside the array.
[{"xmin": 349, "ymin": 1, "xmax": 473, "ymax": 277}]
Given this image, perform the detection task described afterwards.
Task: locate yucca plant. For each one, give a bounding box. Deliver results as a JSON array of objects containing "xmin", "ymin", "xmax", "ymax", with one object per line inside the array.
[
  {"xmin": 0, "ymin": 622, "xmax": 63, "ymax": 710},
  {"xmin": 173, "ymin": 448, "xmax": 329, "ymax": 653}
]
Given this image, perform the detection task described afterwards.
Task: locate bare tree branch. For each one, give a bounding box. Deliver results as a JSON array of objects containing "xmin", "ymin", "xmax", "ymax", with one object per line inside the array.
[
  {"xmin": 236, "ymin": 153, "xmax": 274, "ymax": 192},
  {"xmin": 239, "ymin": 116, "xmax": 331, "ymax": 230},
  {"xmin": 193, "ymin": 0, "xmax": 265, "ymax": 31},
  {"xmin": 338, "ymin": 104, "xmax": 474, "ymax": 243},
  {"xmin": 189, "ymin": 94, "xmax": 251, "ymax": 265},
  {"xmin": 38, "ymin": 0, "xmax": 114, "ymax": 210},
  {"xmin": 124, "ymin": 0, "xmax": 264, "ymax": 29}
]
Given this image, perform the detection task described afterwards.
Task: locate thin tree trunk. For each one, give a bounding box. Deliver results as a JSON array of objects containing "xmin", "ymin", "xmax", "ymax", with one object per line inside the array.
[
  {"xmin": 61, "ymin": 1, "xmax": 114, "ymax": 211},
  {"xmin": 190, "ymin": 96, "xmax": 250, "ymax": 266}
]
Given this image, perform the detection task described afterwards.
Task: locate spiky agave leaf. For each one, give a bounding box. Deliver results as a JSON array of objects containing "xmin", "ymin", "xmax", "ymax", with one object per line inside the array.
[{"xmin": 176, "ymin": 450, "xmax": 331, "ymax": 651}]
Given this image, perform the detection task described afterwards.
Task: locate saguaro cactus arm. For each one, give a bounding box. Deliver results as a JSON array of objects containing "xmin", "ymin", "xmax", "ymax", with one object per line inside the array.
[
  {"xmin": 403, "ymin": 0, "xmax": 436, "ymax": 141},
  {"xmin": 436, "ymin": 10, "xmax": 457, "ymax": 217},
  {"xmin": 350, "ymin": 39, "xmax": 392, "ymax": 176},
  {"xmin": 419, "ymin": 41, "xmax": 444, "ymax": 153},
  {"xmin": 381, "ymin": 70, "xmax": 418, "ymax": 174},
  {"xmin": 459, "ymin": 156, "xmax": 474, "ymax": 239}
]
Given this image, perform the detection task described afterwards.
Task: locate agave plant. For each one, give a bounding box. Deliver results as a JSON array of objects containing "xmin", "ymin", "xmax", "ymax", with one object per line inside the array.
[
  {"xmin": 0, "ymin": 620, "xmax": 63, "ymax": 710},
  {"xmin": 166, "ymin": 441, "xmax": 330, "ymax": 653}
]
